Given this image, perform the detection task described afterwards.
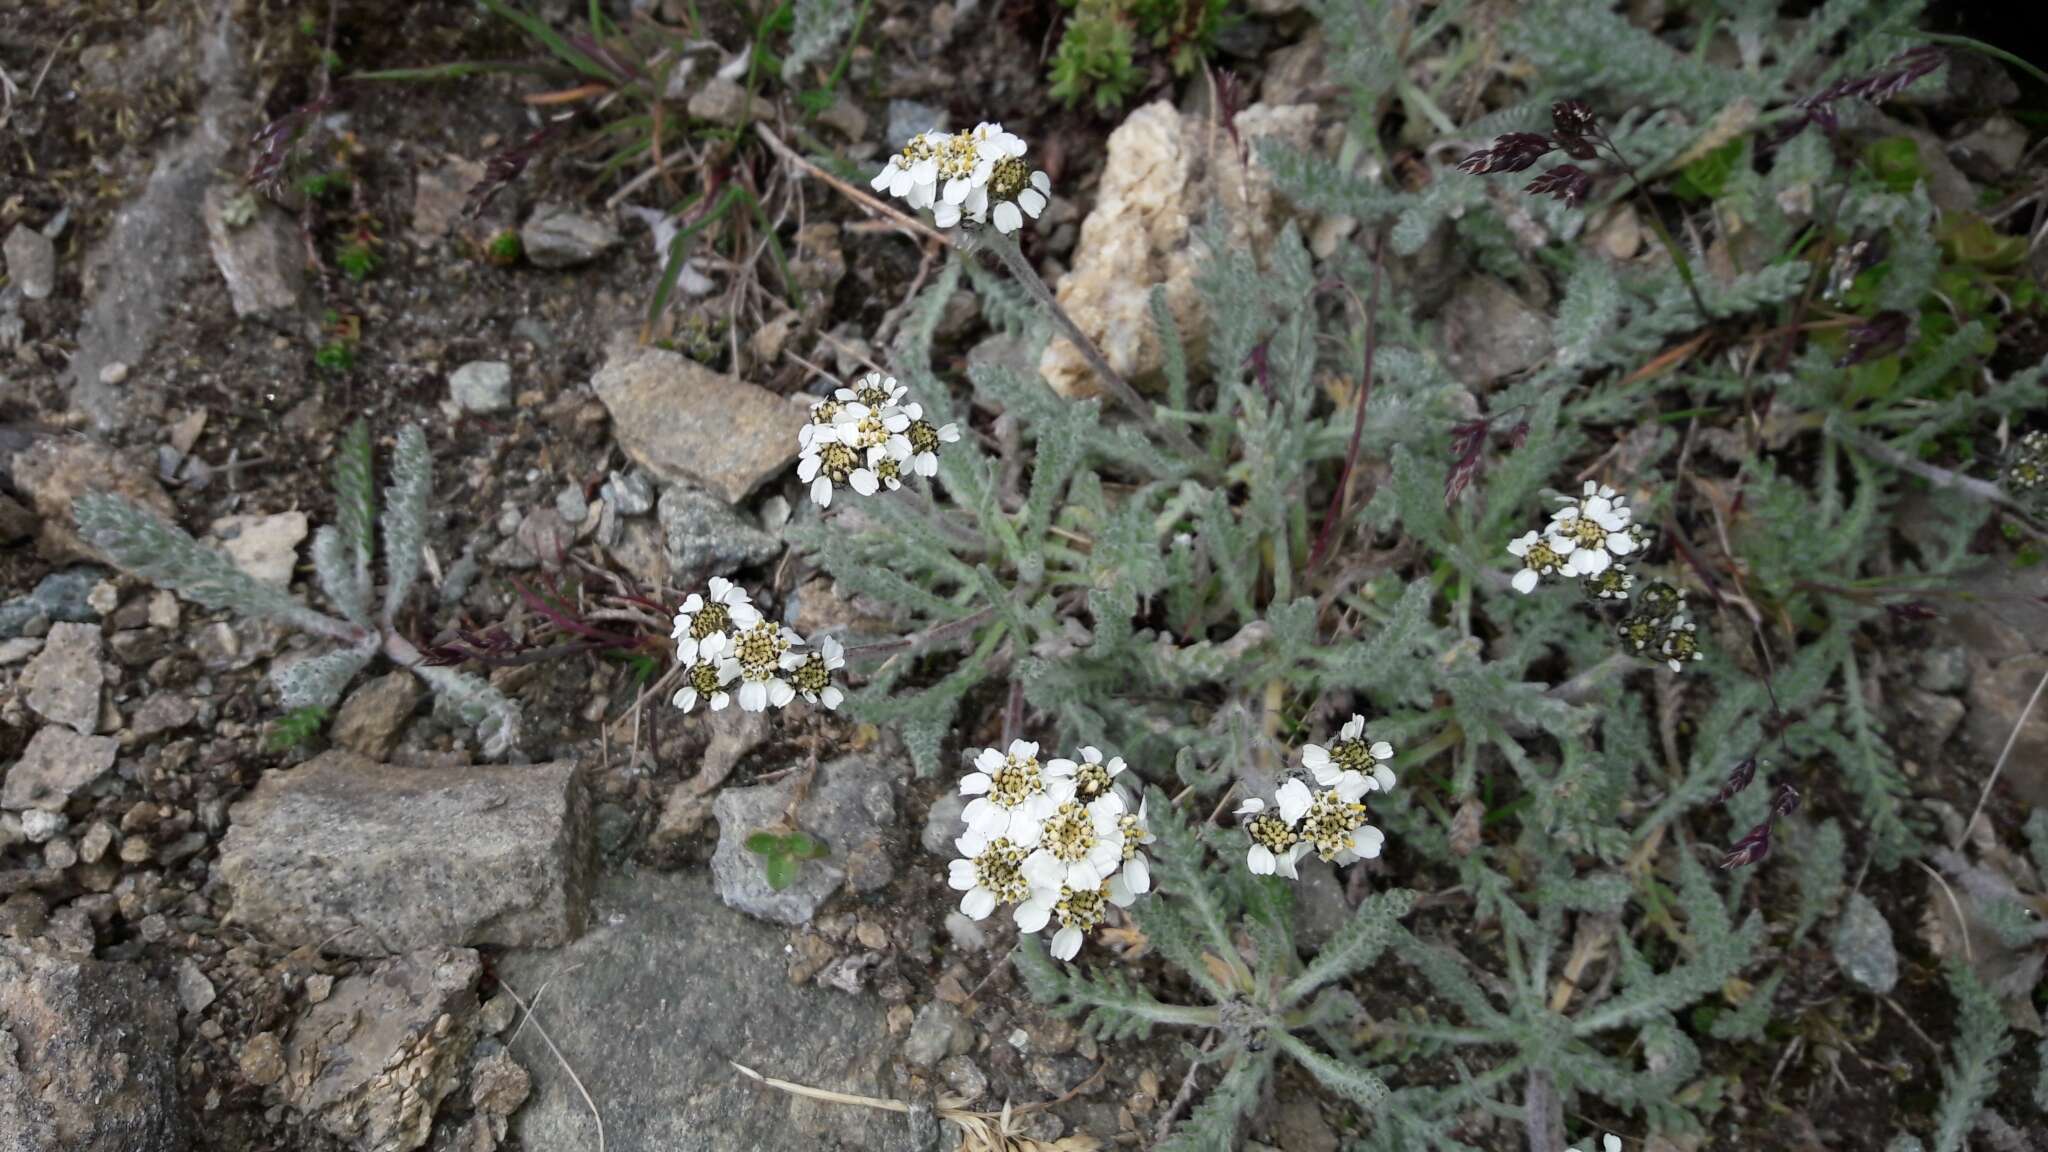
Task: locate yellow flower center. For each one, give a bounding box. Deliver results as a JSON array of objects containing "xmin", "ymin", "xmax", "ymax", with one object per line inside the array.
[
  {"xmin": 688, "ymin": 660, "xmax": 722, "ymax": 695},
  {"xmin": 1073, "ymin": 761, "xmax": 1113, "ymax": 801},
  {"xmin": 734, "ymin": 622, "xmax": 788, "ymax": 682},
  {"xmin": 1055, "ymin": 884, "xmax": 1108, "ymax": 931},
  {"xmin": 988, "ymin": 754, "xmax": 1042, "ymax": 808},
  {"xmin": 1039, "ymin": 802, "xmax": 1098, "ymax": 864},
  {"xmin": 909, "ymin": 419, "xmax": 942, "ymax": 456},
  {"xmin": 792, "ymin": 651, "xmax": 832, "ymax": 695},
  {"xmin": 972, "ymin": 838, "xmax": 1030, "ymax": 903},
  {"xmin": 688, "ymin": 602, "xmax": 729, "ymax": 641},
  {"xmin": 819, "ymin": 442, "xmax": 859, "ymax": 484},
  {"xmin": 1247, "ymin": 813, "xmax": 1297, "ymax": 853},
  {"xmin": 1118, "ymin": 814, "xmax": 1146, "ymax": 860},
  {"xmin": 989, "ymin": 156, "xmax": 1029, "ymax": 200},
  {"xmin": 1299, "ymin": 790, "xmax": 1369, "ymax": 862}
]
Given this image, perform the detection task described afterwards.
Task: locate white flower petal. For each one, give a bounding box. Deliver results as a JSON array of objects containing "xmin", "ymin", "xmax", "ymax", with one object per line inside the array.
[
  {"xmin": 1051, "ymin": 925, "xmax": 1082, "ymax": 961},
  {"xmin": 993, "ymin": 201, "xmax": 1022, "ymax": 234},
  {"xmin": 1248, "ymin": 845, "xmax": 1275, "ymax": 874},
  {"xmin": 948, "ymin": 859, "xmax": 978, "ymax": 890},
  {"xmin": 1014, "ymin": 897, "xmax": 1053, "ymax": 933},
  {"xmin": 962, "ymin": 886, "xmax": 998, "ymax": 920},
  {"xmin": 1512, "ymin": 567, "xmax": 1541, "ymax": 594},
  {"xmin": 1277, "ymin": 779, "xmax": 1314, "ymax": 823}
]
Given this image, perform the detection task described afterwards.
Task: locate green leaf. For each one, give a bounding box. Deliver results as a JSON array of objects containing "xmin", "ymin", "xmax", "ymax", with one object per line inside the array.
[
  {"xmin": 1272, "ymin": 1031, "xmax": 1389, "ymax": 1110},
  {"xmin": 763, "ymin": 852, "xmax": 797, "ymax": 891},
  {"xmin": 1283, "ymin": 889, "xmax": 1416, "ymax": 1005},
  {"xmin": 787, "ymin": 832, "xmax": 830, "ymax": 860},
  {"xmin": 744, "ymin": 832, "xmax": 783, "ymax": 855}
]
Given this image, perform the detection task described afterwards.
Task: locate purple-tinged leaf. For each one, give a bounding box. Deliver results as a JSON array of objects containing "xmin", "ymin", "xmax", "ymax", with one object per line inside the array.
[
  {"xmin": 1798, "ymin": 47, "xmax": 1946, "ymax": 135},
  {"xmin": 1885, "ymin": 601, "xmax": 1940, "ymax": 622},
  {"xmin": 1457, "ymin": 132, "xmax": 1557, "ymax": 176},
  {"xmin": 1773, "ymin": 783, "xmax": 1801, "ymax": 817},
  {"xmin": 1714, "ymin": 756, "xmax": 1758, "ymax": 804},
  {"xmin": 1837, "ymin": 310, "xmax": 1913, "ymax": 367},
  {"xmin": 1719, "ymin": 820, "xmax": 1774, "ymax": 870},
  {"xmin": 1551, "ymin": 99, "xmax": 1599, "ymax": 138},
  {"xmin": 1525, "ymin": 164, "xmax": 1592, "ymax": 208}
]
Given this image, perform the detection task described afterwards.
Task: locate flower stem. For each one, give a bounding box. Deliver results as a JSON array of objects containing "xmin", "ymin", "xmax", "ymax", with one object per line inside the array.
[
  {"xmin": 975, "ymin": 231, "xmax": 1201, "ymax": 458},
  {"xmin": 1596, "ymin": 128, "xmax": 1711, "ymax": 321}
]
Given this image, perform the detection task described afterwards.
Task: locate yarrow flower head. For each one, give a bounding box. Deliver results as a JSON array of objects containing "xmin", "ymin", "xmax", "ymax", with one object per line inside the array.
[
  {"xmin": 944, "ymin": 739, "xmax": 1153, "ymax": 960},
  {"xmin": 790, "ymin": 634, "xmax": 846, "ymax": 709},
  {"xmin": 716, "ymin": 617, "xmax": 805, "ymax": 712},
  {"xmin": 1052, "ymin": 745, "xmax": 1131, "ymax": 805},
  {"xmin": 1509, "ymin": 480, "xmax": 1638, "ymax": 592},
  {"xmin": 670, "ymin": 576, "xmax": 759, "ymax": 665},
  {"xmin": 870, "ymin": 123, "xmax": 1050, "ymax": 234},
  {"xmin": 960, "ymin": 739, "xmax": 1067, "ymax": 844},
  {"xmin": 1236, "ymin": 791, "xmax": 1307, "ymax": 879},
  {"xmin": 2006, "ymin": 429, "xmax": 2048, "ymax": 510},
  {"xmin": 1300, "ymin": 714, "xmax": 1396, "ymax": 794},
  {"xmin": 795, "ymin": 374, "xmax": 954, "ymax": 507}
]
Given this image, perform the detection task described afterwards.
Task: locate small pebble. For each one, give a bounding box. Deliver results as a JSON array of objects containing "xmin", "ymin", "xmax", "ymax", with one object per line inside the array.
[{"xmin": 99, "ymin": 361, "xmax": 129, "ymax": 385}]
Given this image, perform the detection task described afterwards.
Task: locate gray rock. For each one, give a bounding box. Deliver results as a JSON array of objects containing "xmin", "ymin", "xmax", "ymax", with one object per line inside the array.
[
  {"xmin": 1833, "ymin": 891, "xmax": 1898, "ymax": 994},
  {"xmin": 22, "ymin": 621, "xmax": 104, "ymax": 733},
  {"xmin": 555, "ymin": 484, "xmax": 590, "ymax": 527},
  {"xmin": 520, "ymin": 203, "xmax": 618, "ymax": 269},
  {"xmin": 239, "ymin": 1033, "xmax": 285, "ymax": 1086},
  {"xmin": 216, "ymin": 750, "xmax": 592, "ymax": 956},
  {"xmin": 20, "ymin": 808, "xmax": 67, "ymax": 843},
  {"xmin": 175, "ymin": 959, "xmax": 216, "ymax": 1014},
  {"xmin": 450, "ymin": 360, "xmax": 514, "ymax": 414},
  {"xmin": 202, "ymin": 186, "xmax": 303, "ymax": 316},
  {"xmin": 0, "ymin": 636, "xmax": 41, "ymax": 664},
  {"xmin": 3, "ymin": 224, "xmax": 56, "ymax": 300},
  {"xmin": 69, "ymin": 2, "xmax": 247, "ymax": 433},
  {"xmin": 593, "ymin": 340, "xmax": 809, "ymax": 504},
  {"xmin": 330, "ymin": 671, "xmax": 424, "ymax": 761},
  {"xmin": 1917, "ymin": 645, "xmax": 1972, "ymax": 695},
  {"xmin": 284, "ymin": 948, "xmax": 482, "ymax": 1152},
  {"xmin": 710, "ymin": 756, "xmax": 898, "ymax": 926},
  {"xmin": 413, "ymin": 158, "xmax": 486, "ymax": 241},
  {"xmin": 659, "ymin": 486, "xmax": 782, "ymax": 583},
  {"xmin": 902, "ymin": 1002, "xmax": 968, "ymax": 1068},
  {"xmin": 0, "ymin": 568, "xmax": 106, "ymax": 638},
  {"xmin": 1291, "ymin": 860, "xmax": 1352, "ymax": 951},
  {"xmin": 11, "ymin": 436, "xmax": 176, "ymax": 564},
  {"xmin": 1966, "ymin": 654, "xmax": 2048, "ymax": 805},
  {"xmin": 127, "ymin": 692, "xmax": 198, "ymax": 742},
  {"xmin": 498, "ymin": 870, "xmax": 896, "ymax": 1151},
  {"xmin": 1899, "ymin": 688, "xmax": 1967, "ymax": 757},
  {"xmin": 920, "ymin": 791, "xmax": 968, "ymax": 856},
  {"xmin": 687, "ymin": 76, "xmax": 749, "ymax": 126},
  {"xmin": 602, "ymin": 469, "xmax": 656, "ymax": 517},
  {"xmin": 1441, "ymin": 277, "xmax": 1553, "ymax": 387},
  {"xmin": 3, "ymin": 726, "xmax": 120, "ymax": 811},
  {"xmin": 1950, "ymin": 115, "xmax": 2028, "ymax": 179},
  {"xmin": 0, "ymin": 940, "xmax": 187, "ymax": 1152},
  {"xmin": 886, "ymin": 100, "xmax": 947, "ymax": 149},
  {"xmin": 470, "ymin": 1050, "xmax": 531, "ymax": 1116},
  {"xmin": 937, "ymin": 1055, "xmax": 987, "ymax": 1104},
  {"xmin": 209, "ymin": 510, "xmax": 308, "ymax": 586}
]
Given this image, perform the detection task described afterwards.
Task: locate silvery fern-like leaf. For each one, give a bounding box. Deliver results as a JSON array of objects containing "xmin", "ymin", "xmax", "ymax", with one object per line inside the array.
[
  {"xmin": 332, "ymin": 419, "xmax": 376, "ymax": 599},
  {"xmin": 381, "ymin": 423, "xmax": 431, "ymax": 626},
  {"xmin": 74, "ymin": 492, "xmax": 352, "ymax": 639},
  {"xmin": 313, "ymin": 525, "xmax": 371, "ymax": 627},
  {"xmin": 272, "ymin": 642, "xmax": 377, "ymax": 711},
  {"xmin": 1554, "ymin": 259, "xmax": 1621, "ymax": 369},
  {"xmin": 1156, "ymin": 1048, "xmax": 1271, "ymax": 1152},
  {"xmin": 891, "ymin": 259, "xmax": 962, "ymax": 382},
  {"xmin": 1283, "ymin": 889, "xmax": 1417, "ymax": 1005},
  {"xmin": 780, "ymin": 0, "xmax": 858, "ymax": 81},
  {"xmin": 1272, "ymin": 1032, "xmax": 1389, "ymax": 1110},
  {"xmin": 1933, "ymin": 961, "xmax": 2011, "ymax": 1152},
  {"xmin": 1011, "ymin": 935, "xmax": 1213, "ymax": 1041},
  {"xmin": 416, "ymin": 664, "xmax": 521, "ymax": 759}
]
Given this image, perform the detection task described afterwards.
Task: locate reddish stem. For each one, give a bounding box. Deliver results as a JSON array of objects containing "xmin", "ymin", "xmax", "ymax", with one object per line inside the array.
[{"xmin": 1309, "ymin": 239, "xmax": 1383, "ymax": 571}]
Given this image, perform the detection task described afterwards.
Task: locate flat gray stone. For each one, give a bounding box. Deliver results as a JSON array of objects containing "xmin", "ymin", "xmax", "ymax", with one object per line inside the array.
[
  {"xmin": 1832, "ymin": 891, "xmax": 1898, "ymax": 994},
  {"xmin": 710, "ymin": 756, "xmax": 897, "ymax": 926},
  {"xmin": 202, "ymin": 185, "xmax": 303, "ymax": 317},
  {"xmin": 687, "ymin": 76, "xmax": 749, "ymax": 126},
  {"xmin": 449, "ymin": 360, "xmax": 513, "ymax": 414},
  {"xmin": 208, "ymin": 510, "xmax": 307, "ymax": 587},
  {"xmin": 10, "ymin": 437, "xmax": 176, "ymax": 565},
  {"xmin": 886, "ymin": 100, "xmax": 946, "ymax": 148},
  {"xmin": 21, "ymin": 621, "xmax": 104, "ymax": 734},
  {"xmin": 520, "ymin": 203, "xmax": 618, "ymax": 269},
  {"xmin": 594, "ymin": 340, "xmax": 808, "ymax": 504},
  {"xmin": 1440, "ymin": 276, "xmax": 1554, "ymax": 387},
  {"xmin": 283, "ymin": 948, "xmax": 481, "ymax": 1152},
  {"xmin": 659, "ymin": 485, "xmax": 781, "ymax": 583},
  {"xmin": 3, "ymin": 224, "xmax": 56, "ymax": 300},
  {"xmin": 0, "ymin": 568, "xmax": 106, "ymax": 639},
  {"xmin": 499, "ymin": 870, "xmax": 895, "ymax": 1152},
  {"xmin": 0, "ymin": 940, "xmax": 187, "ymax": 1152},
  {"xmin": 216, "ymin": 750, "xmax": 592, "ymax": 956},
  {"xmin": 3, "ymin": 726, "xmax": 120, "ymax": 811}
]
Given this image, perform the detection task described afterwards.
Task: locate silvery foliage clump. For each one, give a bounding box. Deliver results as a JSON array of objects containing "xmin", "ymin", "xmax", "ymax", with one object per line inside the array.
[
  {"xmin": 74, "ymin": 420, "xmax": 520, "ymax": 756},
  {"xmin": 787, "ymin": 0, "xmax": 2048, "ymax": 1146}
]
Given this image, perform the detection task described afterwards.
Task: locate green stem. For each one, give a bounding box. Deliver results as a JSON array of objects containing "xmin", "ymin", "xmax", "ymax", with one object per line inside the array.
[
  {"xmin": 1915, "ymin": 31, "xmax": 2048, "ymax": 88},
  {"xmin": 1596, "ymin": 128, "xmax": 1711, "ymax": 322},
  {"xmin": 976, "ymin": 231, "xmax": 1203, "ymax": 459}
]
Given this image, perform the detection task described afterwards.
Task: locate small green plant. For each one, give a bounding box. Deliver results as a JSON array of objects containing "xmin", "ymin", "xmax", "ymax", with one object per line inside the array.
[
  {"xmin": 484, "ymin": 229, "xmax": 523, "ymax": 267},
  {"xmin": 1049, "ymin": 0, "xmax": 1227, "ymax": 110},
  {"xmin": 265, "ymin": 705, "xmax": 329, "ymax": 752},
  {"xmin": 314, "ymin": 341, "xmax": 355, "ymax": 373},
  {"xmin": 336, "ymin": 235, "xmax": 378, "ymax": 281},
  {"xmin": 74, "ymin": 421, "xmax": 521, "ymax": 756},
  {"xmin": 298, "ymin": 168, "xmax": 352, "ymax": 201},
  {"xmin": 745, "ymin": 829, "xmax": 831, "ymax": 891}
]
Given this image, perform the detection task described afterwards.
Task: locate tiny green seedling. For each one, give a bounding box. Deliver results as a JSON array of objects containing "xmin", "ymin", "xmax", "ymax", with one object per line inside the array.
[
  {"xmin": 744, "ymin": 830, "xmax": 830, "ymax": 891},
  {"xmin": 485, "ymin": 229, "xmax": 523, "ymax": 267}
]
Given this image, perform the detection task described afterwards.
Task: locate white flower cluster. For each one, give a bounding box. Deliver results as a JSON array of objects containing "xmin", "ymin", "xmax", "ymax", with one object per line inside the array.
[
  {"xmin": 1570, "ymin": 1137, "xmax": 1621, "ymax": 1152},
  {"xmin": 797, "ymin": 371, "xmax": 959, "ymax": 508},
  {"xmin": 1507, "ymin": 481, "xmax": 1643, "ymax": 596},
  {"xmin": 1236, "ymin": 715, "xmax": 1394, "ymax": 879},
  {"xmin": 870, "ymin": 122, "xmax": 1052, "ymax": 235},
  {"xmin": 669, "ymin": 577, "xmax": 846, "ymax": 713},
  {"xmin": 946, "ymin": 742, "xmax": 1154, "ymax": 961}
]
